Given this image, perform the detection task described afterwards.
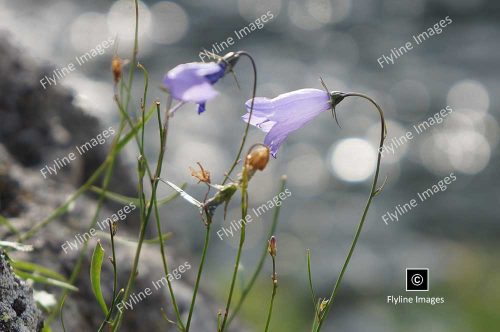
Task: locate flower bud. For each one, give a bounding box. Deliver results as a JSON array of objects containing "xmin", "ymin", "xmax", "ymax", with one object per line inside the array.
[
  {"xmin": 319, "ymin": 299, "xmax": 329, "ymax": 312},
  {"xmin": 111, "ymin": 220, "xmax": 118, "ymax": 236},
  {"xmin": 246, "ymin": 145, "xmax": 270, "ymax": 171},
  {"xmin": 111, "ymin": 55, "xmax": 122, "ymax": 84},
  {"xmin": 268, "ymin": 236, "xmax": 277, "ymax": 257}
]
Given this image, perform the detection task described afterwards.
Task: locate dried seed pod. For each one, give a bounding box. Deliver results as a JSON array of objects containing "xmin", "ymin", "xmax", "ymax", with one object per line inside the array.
[{"xmin": 111, "ymin": 55, "xmax": 122, "ymax": 84}]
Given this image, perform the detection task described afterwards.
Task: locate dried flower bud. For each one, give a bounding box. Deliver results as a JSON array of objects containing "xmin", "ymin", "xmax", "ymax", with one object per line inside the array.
[
  {"xmin": 111, "ymin": 55, "xmax": 122, "ymax": 84},
  {"xmin": 111, "ymin": 220, "xmax": 118, "ymax": 236},
  {"xmin": 190, "ymin": 162, "xmax": 211, "ymax": 184},
  {"xmin": 246, "ymin": 145, "xmax": 270, "ymax": 171},
  {"xmin": 268, "ymin": 236, "xmax": 277, "ymax": 257}
]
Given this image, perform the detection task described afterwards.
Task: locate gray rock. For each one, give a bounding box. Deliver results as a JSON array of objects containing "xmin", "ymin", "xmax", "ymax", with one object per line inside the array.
[{"xmin": 0, "ymin": 252, "xmax": 43, "ymax": 332}]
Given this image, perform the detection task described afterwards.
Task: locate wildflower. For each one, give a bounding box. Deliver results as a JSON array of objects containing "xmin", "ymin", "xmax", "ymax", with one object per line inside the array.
[
  {"xmin": 242, "ymin": 89, "xmax": 346, "ymax": 157},
  {"xmin": 162, "ymin": 52, "xmax": 240, "ymax": 114}
]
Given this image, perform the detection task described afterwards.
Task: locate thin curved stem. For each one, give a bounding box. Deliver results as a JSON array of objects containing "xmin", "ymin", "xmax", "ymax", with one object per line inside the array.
[
  {"xmin": 315, "ymin": 92, "xmax": 386, "ymax": 331},
  {"xmin": 219, "ymin": 166, "xmax": 249, "ymax": 331},
  {"xmin": 227, "ymin": 175, "xmax": 287, "ymax": 326},
  {"xmin": 112, "ymin": 97, "xmax": 173, "ymax": 331},
  {"xmin": 185, "ymin": 212, "xmax": 212, "ymax": 331},
  {"xmin": 152, "ymin": 103, "xmax": 185, "ymax": 331},
  {"xmin": 222, "ymin": 51, "xmax": 257, "ymax": 185},
  {"xmin": 153, "ymin": 198, "xmax": 185, "ymax": 331},
  {"xmin": 123, "ymin": 0, "xmax": 139, "ymax": 114},
  {"xmin": 264, "ymin": 257, "xmax": 277, "ymax": 332}
]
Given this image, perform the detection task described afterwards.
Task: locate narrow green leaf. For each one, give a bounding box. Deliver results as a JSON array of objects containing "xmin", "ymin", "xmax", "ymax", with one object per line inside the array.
[
  {"xmin": 157, "ymin": 183, "xmax": 186, "ymax": 206},
  {"xmin": 116, "ymin": 103, "xmax": 156, "ymax": 151},
  {"xmin": 11, "ymin": 260, "xmax": 67, "ymax": 282},
  {"xmin": 60, "ymin": 294, "xmax": 68, "ymax": 332},
  {"xmin": 41, "ymin": 324, "xmax": 53, "ymax": 332},
  {"xmin": 307, "ymin": 249, "xmax": 320, "ymax": 321},
  {"xmin": 0, "ymin": 215, "xmax": 19, "ymax": 234},
  {"xmin": 95, "ymin": 231, "xmax": 173, "ymax": 245},
  {"xmin": 90, "ymin": 240, "xmax": 108, "ymax": 315},
  {"xmin": 14, "ymin": 270, "xmax": 78, "ymax": 292},
  {"xmin": 90, "ymin": 186, "xmax": 140, "ymax": 206},
  {"xmin": 90, "ymin": 183, "xmax": 185, "ymax": 207},
  {"xmin": 0, "ymin": 240, "xmax": 33, "ymax": 252}
]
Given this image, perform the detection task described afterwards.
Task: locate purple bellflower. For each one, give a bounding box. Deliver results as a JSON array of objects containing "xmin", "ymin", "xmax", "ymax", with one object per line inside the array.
[
  {"xmin": 163, "ymin": 52, "xmax": 240, "ymax": 114},
  {"xmin": 243, "ymin": 88, "xmax": 346, "ymax": 157}
]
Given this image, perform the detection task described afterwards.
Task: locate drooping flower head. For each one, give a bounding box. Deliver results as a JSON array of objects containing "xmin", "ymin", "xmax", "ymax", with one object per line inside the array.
[
  {"xmin": 163, "ymin": 52, "xmax": 240, "ymax": 114},
  {"xmin": 242, "ymin": 88, "xmax": 346, "ymax": 157}
]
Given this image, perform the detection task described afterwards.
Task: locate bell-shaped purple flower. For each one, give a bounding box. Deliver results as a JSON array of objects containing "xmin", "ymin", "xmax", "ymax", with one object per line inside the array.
[
  {"xmin": 242, "ymin": 88, "xmax": 332, "ymax": 157},
  {"xmin": 163, "ymin": 62, "xmax": 226, "ymax": 114}
]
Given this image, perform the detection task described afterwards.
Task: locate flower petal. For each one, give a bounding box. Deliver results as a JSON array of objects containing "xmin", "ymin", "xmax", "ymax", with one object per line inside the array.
[
  {"xmin": 241, "ymin": 113, "xmax": 276, "ymax": 133},
  {"xmin": 243, "ymin": 88, "xmax": 331, "ymax": 156},
  {"xmin": 245, "ymin": 89, "xmax": 330, "ymax": 122},
  {"xmin": 163, "ymin": 62, "xmax": 224, "ymax": 103},
  {"xmin": 170, "ymin": 62, "xmax": 223, "ymax": 77}
]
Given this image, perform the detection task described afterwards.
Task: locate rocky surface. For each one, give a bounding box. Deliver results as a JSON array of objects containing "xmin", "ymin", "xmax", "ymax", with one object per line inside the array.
[{"xmin": 0, "ymin": 252, "xmax": 43, "ymax": 332}]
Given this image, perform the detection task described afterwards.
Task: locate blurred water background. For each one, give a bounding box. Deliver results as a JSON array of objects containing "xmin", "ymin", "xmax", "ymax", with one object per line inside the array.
[{"xmin": 1, "ymin": 0, "xmax": 499, "ymax": 330}]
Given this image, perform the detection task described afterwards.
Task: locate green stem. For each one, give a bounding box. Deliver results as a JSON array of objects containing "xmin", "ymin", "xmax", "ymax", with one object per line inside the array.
[
  {"xmin": 152, "ymin": 102, "xmax": 185, "ymax": 331},
  {"xmin": 112, "ymin": 98, "xmax": 172, "ymax": 331},
  {"xmin": 264, "ymin": 257, "xmax": 277, "ymax": 332},
  {"xmin": 185, "ymin": 214, "xmax": 212, "ymax": 332},
  {"xmin": 219, "ymin": 168, "xmax": 249, "ymax": 331},
  {"xmin": 227, "ymin": 175, "xmax": 286, "ymax": 326},
  {"xmin": 314, "ymin": 92, "xmax": 386, "ymax": 331},
  {"xmin": 222, "ymin": 52, "xmax": 257, "ymax": 185},
  {"xmin": 123, "ymin": 0, "xmax": 139, "ymax": 114},
  {"xmin": 97, "ymin": 222, "xmax": 119, "ymax": 332}
]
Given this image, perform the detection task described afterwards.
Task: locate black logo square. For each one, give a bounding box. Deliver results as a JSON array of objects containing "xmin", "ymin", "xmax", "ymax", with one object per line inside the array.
[{"xmin": 406, "ymin": 268, "xmax": 429, "ymax": 291}]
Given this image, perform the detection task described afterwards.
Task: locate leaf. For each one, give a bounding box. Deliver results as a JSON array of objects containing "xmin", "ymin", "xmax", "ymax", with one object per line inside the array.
[
  {"xmin": 14, "ymin": 270, "xmax": 78, "ymax": 292},
  {"xmin": 90, "ymin": 186, "xmax": 140, "ymax": 206},
  {"xmin": 0, "ymin": 215, "xmax": 19, "ymax": 234},
  {"xmin": 95, "ymin": 231, "xmax": 173, "ymax": 246},
  {"xmin": 160, "ymin": 179, "xmax": 203, "ymax": 208},
  {"xmin": 90, "ymin": 183, "xmax": 186, "ymax": 207},
  {"xmin": 90, "ymin": 240, "xmax": 108, "ymax": 315},
  {"xmin": 0, "ymin": 240, "xmax": 33, "ymax": 252},
  {"xmin": 116, "ymin": 104, "xmax": 156, "ymax": 151},
  {"xmin": 11, "ymin": 260, "xmax": 67, "ymax": 282},
  {"xmin": 307, "ymin": 250, "xmax": 321, "ymax": 321},
  {"xmin": 41, "ymin": 324, "xmax": 53, "ymax": 332}
]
